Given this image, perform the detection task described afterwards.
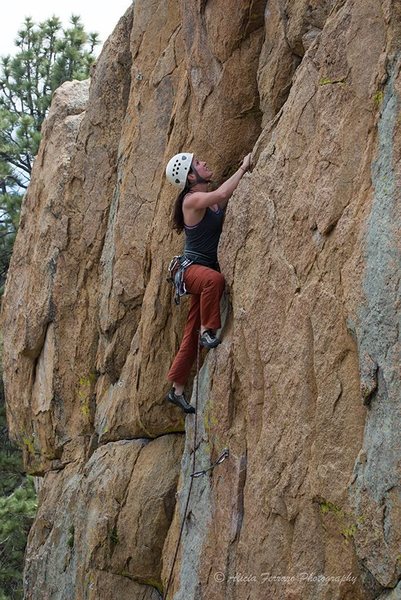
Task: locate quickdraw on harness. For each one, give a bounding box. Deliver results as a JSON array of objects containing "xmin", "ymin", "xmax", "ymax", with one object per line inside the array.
[{"xmin": 167, "ymin": 255, "xmax": 193, "ymax": 304}]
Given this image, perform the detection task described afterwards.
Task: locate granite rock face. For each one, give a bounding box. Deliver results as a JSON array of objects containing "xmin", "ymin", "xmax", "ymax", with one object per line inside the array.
[
  {"xmin": 2, "ymin": 1, "xmax": 401, "ymax": 599},
  {"xmin": 24, "ymin": 436, "xmax": 183, "ymax": 599}
]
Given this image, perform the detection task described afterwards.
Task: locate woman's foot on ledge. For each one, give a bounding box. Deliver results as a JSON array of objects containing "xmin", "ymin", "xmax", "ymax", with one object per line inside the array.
[
  {"xmin": 200, "ymin": 329, "xmax": 221, "ymax": 349},
  {"xmin": 166, "ymin": 388, "xmax": 196, "ymax": 414}
]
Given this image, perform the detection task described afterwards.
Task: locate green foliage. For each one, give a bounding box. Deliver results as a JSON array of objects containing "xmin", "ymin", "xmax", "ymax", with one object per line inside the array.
[
  {"xmin": 109, "ymin": 525, "xmax": 119, "ymax": 547},
  {"xmin": 318, "ymin": 497, "xmax": 366, "ymax": 545},
  {"xmin": 373, "ymin": 90, "xmax": 384, "ymax": 108},
  {"xmin": 319, "ymin": 500, "xmax": 343, "ymax": 517},
  {"xmin": 21, "ymin": 436, "xmax": 35, "ymax": 457},
  {"xmin": 318, "ymin": 75, "xmax": 347, "ymax": 87},
  {"xmin": 78, "ymin": 372, "xmax": 97, "ymax": 420},
  {"xmin": 0, "ymin": 408, "xmax": 24, "ymax": 498},
  {"xmin": 319, "ymin": 76, "xmax": 333, "ymax": 86},
  {"xmin": 341, "ymin": 523, "xmax": 357, "ymax": 541},
  {"xmin": 0, "ymin": 393, "xmax": 37, "ymax": 598},
  {"xmin": 0, "ymin": 477, "xmax": 37, "ymax": 599},
  {"xmin": 67, "ymin": 525, "xmax": 75, "ymax": 549},
  {"xmin": 0, "ymin": 15, "xmax": 100, "ymax": 295},
  {"xmin": 0, "ymin": 333, "xmax": 38, "ymax": 599}
]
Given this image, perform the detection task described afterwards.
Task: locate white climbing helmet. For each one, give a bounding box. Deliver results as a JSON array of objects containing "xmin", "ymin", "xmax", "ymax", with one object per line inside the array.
[{"xmin": 165, "ymin": 152, "xmax": 194, "ymax": 190}]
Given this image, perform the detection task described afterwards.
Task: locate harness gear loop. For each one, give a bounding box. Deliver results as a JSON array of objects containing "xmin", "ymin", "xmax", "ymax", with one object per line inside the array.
[{"xmin": 167, "ymin": 255, "xmax": 193, "ymax": 305}]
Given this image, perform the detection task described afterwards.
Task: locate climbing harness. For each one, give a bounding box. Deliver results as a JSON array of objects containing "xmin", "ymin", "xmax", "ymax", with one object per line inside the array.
[
  {"xmin": 184, "ymin": 250, "xmax": 220, "ymax": 271},
  {"xmin": 167, "ymin": 255, "xmax": 193, "ymax": 305},
  {"xmin": 162, "ymin": 333, "xmax": 228, "ymax": 600},
  {"xmin": 167, "ymin": 252, "xmax": 221, "ymax": 306}
]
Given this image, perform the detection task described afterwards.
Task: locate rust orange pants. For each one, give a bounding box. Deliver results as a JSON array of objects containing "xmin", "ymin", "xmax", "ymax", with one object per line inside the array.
[{"xmin": 167, "ymin": 264, "xmax": 225, "ymax": 386}]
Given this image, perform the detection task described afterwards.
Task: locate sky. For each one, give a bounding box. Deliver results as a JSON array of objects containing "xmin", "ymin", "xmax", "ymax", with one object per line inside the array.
[{"xmin": 1, "ymin": 0, "xmax": 132, "ymax": 56}]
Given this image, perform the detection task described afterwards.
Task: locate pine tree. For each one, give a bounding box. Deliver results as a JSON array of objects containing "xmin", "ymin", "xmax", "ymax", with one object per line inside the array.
[
  {"xmin": 0, "ymin": 16, "xmax": 100, "ymax": 596},
  {"xmin": 0, "ymin": 16, "xmax": 99, "ymax": 294},
  {"xmin": 0, "ymin": 333, "xmax": 37, "ymax": 599}
]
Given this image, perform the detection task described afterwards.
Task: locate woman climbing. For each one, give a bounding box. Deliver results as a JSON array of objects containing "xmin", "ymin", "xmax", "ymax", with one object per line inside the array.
[{"xmin": 165, "ymin": 151, "xmax": 252, "ymax": 413}]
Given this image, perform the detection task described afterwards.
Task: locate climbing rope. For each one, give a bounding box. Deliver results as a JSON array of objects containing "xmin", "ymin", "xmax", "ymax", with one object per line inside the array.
[
  {"xmin": 162, "ymin": 333, "xmax": 228, "ymax": 600},
  {"xmin": 162, "ymin": 333, "xmax": 201, "ymax": 600}
]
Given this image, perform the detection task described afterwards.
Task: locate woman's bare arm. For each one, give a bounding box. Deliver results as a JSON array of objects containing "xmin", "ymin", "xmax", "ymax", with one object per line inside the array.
[{"xmin": 184, "ymin": 154, "xmax": 251, "ymax": 211}]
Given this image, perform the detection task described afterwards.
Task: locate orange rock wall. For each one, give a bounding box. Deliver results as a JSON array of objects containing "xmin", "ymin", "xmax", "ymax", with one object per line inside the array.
[{"xmin": 2, "ymin": 1, "xmax": 401, "ymax": 598}]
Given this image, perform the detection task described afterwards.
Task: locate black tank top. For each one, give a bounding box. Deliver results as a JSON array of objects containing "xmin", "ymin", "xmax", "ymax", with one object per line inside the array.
[{"xmin": 184, "ymin": 207, "xmax": 224, "ymax": 269}]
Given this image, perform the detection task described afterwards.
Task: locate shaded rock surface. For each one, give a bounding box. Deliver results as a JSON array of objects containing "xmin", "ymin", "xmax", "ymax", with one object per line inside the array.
[
  {"xmin": 2, "ymin": 1, "xmax": 401, "ymax": 599},
  {"xmin": 24, "ymin": 435, "xmax": 183, "ymax": 599}
]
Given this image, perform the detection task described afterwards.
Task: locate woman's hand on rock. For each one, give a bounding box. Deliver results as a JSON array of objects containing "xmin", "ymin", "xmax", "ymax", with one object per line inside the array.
[{"xmin": 241, "ymin": 153, "xmax": 252, "ymax": 172}]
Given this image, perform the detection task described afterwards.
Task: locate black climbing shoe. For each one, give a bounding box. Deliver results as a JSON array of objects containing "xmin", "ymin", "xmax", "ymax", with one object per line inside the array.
[
  {"xmin": 166, "ymin": 388, "xmax": 196, "ymax": 414},
  {"xmin": 199, "ymin": 330, "xmax": 221, "ymax": 349}
]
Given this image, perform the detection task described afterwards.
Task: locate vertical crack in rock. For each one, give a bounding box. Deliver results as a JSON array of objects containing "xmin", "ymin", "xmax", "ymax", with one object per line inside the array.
[
  {"xmin": 258, "ymin": 0, "xmax": 336, "ymax": 125},
  {"xmin": 225, "ymin": 450, "xmax": 248, "ymax": 600},
  {"xmin": 351, "ymin": 53, "xmax": 401, "ymax": 589},
  {"xmin": 165, "ymin": 363, "xmax": 213, "ymax": 600}
]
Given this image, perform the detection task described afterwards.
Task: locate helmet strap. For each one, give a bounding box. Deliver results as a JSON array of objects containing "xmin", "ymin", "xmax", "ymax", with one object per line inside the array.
[{"xmin": 190, "ymin": 164, "xmax": 210, "ymax": 185}]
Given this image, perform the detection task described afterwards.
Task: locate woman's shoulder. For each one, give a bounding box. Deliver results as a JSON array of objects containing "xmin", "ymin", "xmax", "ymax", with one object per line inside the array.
[{"xmin": 183, "ymin": 195, "xmax": 206, "ymax": 228}]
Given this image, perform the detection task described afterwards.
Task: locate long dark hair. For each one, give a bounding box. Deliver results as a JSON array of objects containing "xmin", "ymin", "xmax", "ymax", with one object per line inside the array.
[{"xmin": 172, "ymin": 168, "xmax": 193, "ymax": 234}]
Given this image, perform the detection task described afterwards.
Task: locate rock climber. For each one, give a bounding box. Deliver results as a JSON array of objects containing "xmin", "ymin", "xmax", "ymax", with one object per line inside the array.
[{"xmin": 164, "ymin": 150, "xmax": 252, "ymax": 414}]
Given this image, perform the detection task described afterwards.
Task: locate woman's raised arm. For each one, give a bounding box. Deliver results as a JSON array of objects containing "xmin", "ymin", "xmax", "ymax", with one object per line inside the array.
[{"xmin": 184, "ymin": 154, "xmax": 251, "ymax": 210}]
